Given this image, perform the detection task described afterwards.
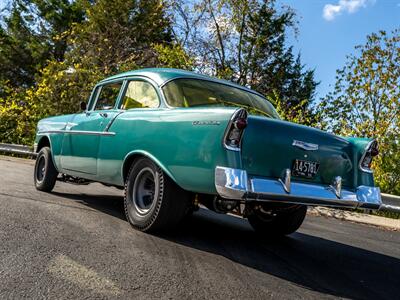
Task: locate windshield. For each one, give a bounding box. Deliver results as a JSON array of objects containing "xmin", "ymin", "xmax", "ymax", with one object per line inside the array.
[{"xmin": 162, "ymin": 79, "xmax": 280, "ymax": 119}]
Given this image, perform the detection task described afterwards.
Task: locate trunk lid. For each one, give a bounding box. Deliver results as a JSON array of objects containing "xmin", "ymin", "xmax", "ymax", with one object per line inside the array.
[{"xmin": 241, "ymin": 116, "xmax": 355, "ymax": 188}]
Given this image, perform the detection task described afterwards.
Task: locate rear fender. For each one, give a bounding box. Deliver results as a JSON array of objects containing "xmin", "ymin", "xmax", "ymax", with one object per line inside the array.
[{"xmin": 122, "ymin": 150, "xmax": 178, "ymax": 184}]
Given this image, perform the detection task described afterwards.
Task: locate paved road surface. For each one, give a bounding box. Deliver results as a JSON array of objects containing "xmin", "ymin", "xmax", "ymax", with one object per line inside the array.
[{"xmin": 0, "ymin": 156, "xmax": 399, "ymax": 299}]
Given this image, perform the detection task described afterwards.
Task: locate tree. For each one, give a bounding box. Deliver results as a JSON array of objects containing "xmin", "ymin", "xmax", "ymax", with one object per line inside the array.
[
  {"xmin": 170, "ymin": 0, "xmax": 318, "ymax": 123},
  {"xmin": 0, "ymin": 0, "xmax": 85, "ymax": 87},
  {"xmin": 318, "ymin": 29, "xmax": 400, "ymax": 194},
  {"xmin": 69, "ymin": 0, "xmax": 177, "ymax": 74}
]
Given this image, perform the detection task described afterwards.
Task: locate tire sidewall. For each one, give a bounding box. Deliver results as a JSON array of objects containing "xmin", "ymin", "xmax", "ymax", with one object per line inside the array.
[
  {"xmin": 124, "ymin": 158, "xmax": 164, "ymax": 230},
  {"xmin": 34, "ymin": 147, "xmax": 52, "ymax": 190},
  {"xmin": 248, "ymin": 205, "xmax": 307, "ymax": 236}
]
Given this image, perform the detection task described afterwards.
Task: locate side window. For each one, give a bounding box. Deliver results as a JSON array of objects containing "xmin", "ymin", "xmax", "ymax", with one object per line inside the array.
[
  {"xmin": 94, "ymin": 82, "xmax": 122, "ymax": 110},
  {"xmin": 120, "ymin": 81, "xmax": 159, "ymax": 109}
]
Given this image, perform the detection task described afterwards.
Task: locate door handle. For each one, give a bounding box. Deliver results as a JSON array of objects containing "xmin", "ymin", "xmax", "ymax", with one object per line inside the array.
[{"xmin": 99, "ymin": 112, "xmax": 108, "ymax": 118}]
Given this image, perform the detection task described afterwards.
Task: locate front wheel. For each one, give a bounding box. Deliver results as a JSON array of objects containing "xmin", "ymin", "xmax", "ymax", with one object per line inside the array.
[
  {"xmin": 124, "ymin": 157, "xmax": 190, "ymax": 232},
  {"xmin": 247, "ymin": 204, "xmax": 307, "ymax": 236},
  {"xmin": 34, "ymin": 146, "xmax": 58, "ymax": 192}
]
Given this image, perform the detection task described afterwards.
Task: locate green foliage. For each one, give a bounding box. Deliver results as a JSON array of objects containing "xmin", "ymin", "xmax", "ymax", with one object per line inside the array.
[
  {"xmin": 0, "ymin": 0, "xmax": 85, "ymax": 87},
  {"xmin": 0, "ymin": 60, "xmax": 102, "ymax": 145},
  {"xmin": 0, "ymin": 81, "xmax": 39, "ymax": 145},
  {"xmin": 152, "ymin": 43, "xmax": 194, "ymax": 70},
  {"xmin": 69, "ymin": 0, "xmax": 173, "ymax": 74},
  {"xmin": 30, "ymin": 60, "xmax": 103, "ymax": 116},
  {"xmin": 318, "ymin": 29, "xmax": 400, "ymax": 195},
  {"xmin": 270, "ymin": 90, "xmax": 320, "ymax": 125}
]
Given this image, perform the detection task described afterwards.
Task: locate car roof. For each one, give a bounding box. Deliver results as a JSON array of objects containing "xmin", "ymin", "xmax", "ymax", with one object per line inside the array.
[{"xmin": 99, "ymin": 68, "xmax": 263, "ymax": 97}]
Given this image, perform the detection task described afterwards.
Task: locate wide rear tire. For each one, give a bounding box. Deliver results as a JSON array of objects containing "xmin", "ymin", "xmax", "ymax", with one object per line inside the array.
[
  {"xmin": 34, "ymin": 147, "xmax": 58, "ymax": 192},
  {"xmin": 124, "ymin": 157, "xmax": 190, "ymax": 232},
  {"xmin": 248, "ymin": 205, "xmax": 307, "ymax": 236}
]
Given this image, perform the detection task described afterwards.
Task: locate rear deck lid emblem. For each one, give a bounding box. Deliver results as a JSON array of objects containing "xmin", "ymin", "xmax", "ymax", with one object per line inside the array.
[{"xmin": 292, "ymin": 140, "xmax": 319, "ymax": 151}]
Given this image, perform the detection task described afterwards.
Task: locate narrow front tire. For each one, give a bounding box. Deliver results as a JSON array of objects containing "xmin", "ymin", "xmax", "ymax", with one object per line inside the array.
[{"xmin": 34, "ymin": 147, "xmax": 58, "ymax": 192}]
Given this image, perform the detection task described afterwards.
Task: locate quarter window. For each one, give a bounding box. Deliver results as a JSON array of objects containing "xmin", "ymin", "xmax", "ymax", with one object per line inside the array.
[
  {"xmin": 94, "ymin": 82, "xmax": 122, "ymax": 110},
  {"xmin": 121, "ymin": 81, "xmax": 159, "ymax": 109}
]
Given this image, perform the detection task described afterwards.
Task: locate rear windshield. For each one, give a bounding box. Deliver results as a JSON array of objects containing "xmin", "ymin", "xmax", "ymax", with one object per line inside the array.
[{"xmin": 162, "ymin": 78, "xmax": 280, "ymax": 119}]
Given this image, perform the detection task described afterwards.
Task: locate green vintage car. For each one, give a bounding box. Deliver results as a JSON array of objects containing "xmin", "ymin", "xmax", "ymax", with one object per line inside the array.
[{"xmin": 33, "ymin": 68, "xmax": 381, "ymax": 235}]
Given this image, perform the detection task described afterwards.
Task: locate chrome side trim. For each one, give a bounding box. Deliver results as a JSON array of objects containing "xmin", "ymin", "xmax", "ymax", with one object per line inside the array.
[
  {"xmin": 38, "ymin": 130, "xmax": 116, "ymax": 136},
  {"xmin": 215, "ymin": 166, "xmax": 382, "ymax": 209},
  {"xmin": 104, "ymin": 111, "xmax": 125, "ymax": 131}
]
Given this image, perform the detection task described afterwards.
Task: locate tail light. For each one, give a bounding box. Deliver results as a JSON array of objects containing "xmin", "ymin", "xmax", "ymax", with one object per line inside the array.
[
  {"xmin": 223, "ymin": 109, "xmax": 248, "ymax": 151},
  {"xmin": 359, "ymin": 139, "xmax": 379, "ymax": 173}
]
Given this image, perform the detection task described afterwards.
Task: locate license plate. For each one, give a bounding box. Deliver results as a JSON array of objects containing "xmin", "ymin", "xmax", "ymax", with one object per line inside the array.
[{"xmin": 292, "ymin": 159, "xmax": 320, "ymax": 178}]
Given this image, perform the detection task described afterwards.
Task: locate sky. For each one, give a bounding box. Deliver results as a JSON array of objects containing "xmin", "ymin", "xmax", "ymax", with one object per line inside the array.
[{"xmin": 279, "ymin": 0, "xmax": 400, "ymax": 99}]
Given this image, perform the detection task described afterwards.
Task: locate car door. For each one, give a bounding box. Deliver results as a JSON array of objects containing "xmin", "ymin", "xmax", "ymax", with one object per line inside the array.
[
  {"xmin": 60, "ymin": 81, "xmax": 123, "ymax": 175},
  {"xmin": 96, "ymin": 79, "xmax": 161, "ymax": 183}
]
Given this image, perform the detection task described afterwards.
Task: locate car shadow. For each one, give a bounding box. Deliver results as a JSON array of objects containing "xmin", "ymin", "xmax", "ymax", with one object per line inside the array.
[
  {"xmin": 52, "ymin": 190, "xmax": 400, "ymax": 300},
  {"xmin": 51, "ymin": 191, "xmax": 126, "ymax": 221}
]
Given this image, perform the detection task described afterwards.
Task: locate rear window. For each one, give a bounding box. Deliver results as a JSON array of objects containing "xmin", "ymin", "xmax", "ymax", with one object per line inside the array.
[{"xmin": 162, "ymin": 78, "xmax": 280, "ymax": 119}]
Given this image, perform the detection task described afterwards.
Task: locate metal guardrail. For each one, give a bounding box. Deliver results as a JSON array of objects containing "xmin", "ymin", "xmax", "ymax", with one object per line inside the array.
[
  {"xmin": 381, "ymin": 193, "xmax": 400, "ymax": 207},
  {"xmin": 380, "ymin": 194, "xmax": 400, "ymax": 213},
  {"xmin": 0, "ymin": 143, "xmax": 399, "ymax": 213},
  {"xmin": 0, "ymin": 143, "xmax": 36, "ymax": 157}
]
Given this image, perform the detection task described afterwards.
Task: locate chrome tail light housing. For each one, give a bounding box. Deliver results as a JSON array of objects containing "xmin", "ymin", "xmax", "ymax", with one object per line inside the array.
[
  {"xmin": 359, "ymin": 139, "xmax": 379, "ymax": 173},
  {"xmin": 223, "ymin": 108, "xmax": 248, "ymax": 151}
]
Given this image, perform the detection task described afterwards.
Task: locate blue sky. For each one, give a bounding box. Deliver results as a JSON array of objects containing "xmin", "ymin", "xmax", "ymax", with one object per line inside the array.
[{"xmin": 280, "ymin": 0, "xmax": 400, "ymax": 98}]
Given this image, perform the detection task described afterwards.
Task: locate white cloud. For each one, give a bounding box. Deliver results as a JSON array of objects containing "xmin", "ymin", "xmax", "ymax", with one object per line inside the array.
[{"xmin": 323, "ymin": 0, "xmax": 373, "ymax": 21}]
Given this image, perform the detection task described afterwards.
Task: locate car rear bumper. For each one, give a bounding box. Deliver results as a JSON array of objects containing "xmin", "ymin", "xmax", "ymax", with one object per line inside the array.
[{"xmin": 215, "ymin": 166, "xmax": 382, "ymax": 209}]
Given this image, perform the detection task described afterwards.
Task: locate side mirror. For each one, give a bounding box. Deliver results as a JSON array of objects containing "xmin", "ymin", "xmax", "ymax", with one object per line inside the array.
[{"xmin": 80, "ymin": 101, "xmax": 87, "ymax": 111}]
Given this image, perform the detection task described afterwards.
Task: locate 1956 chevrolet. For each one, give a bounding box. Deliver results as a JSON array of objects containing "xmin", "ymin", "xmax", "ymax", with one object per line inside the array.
[{"xmin": 33, "ymin": 68, "xmax": 381, "ymax": 235}]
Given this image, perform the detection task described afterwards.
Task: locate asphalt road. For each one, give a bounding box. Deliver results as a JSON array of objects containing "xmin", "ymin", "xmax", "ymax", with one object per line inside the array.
[{"xmin": 0, "ymin": 156, "xmax": 399, "ymax": 299}]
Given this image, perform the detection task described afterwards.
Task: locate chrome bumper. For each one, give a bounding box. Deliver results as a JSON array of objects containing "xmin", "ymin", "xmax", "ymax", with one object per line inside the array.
[{"xmin": 215, "ymin": 166, "xmax": 382, "ymax": 209}]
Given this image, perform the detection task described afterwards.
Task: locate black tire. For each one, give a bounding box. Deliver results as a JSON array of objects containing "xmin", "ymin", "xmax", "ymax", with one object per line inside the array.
[
  {"xmin": 248, "ymin": 205, "xmax": 307, "ymax": 236},
  {"xmin": 34, "ymin": 146, "xmax": 58, "ymax": 192},
  {"xmin": 124, "ymin": 157, "xmax": 190, "ymax": 232}
]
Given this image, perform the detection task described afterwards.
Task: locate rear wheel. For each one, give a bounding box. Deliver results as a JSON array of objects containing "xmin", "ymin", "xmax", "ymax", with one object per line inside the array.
[
  {"xmin": 124, "ymin": 157, "xmax": 190, "ymax": 232},
  {"xmin": 247, "ymin": 204, "xmax": 307, "ymax": 236},
  {"xmin": 34, "ymin": 146, "xmax": 58, "ymax": 192}
]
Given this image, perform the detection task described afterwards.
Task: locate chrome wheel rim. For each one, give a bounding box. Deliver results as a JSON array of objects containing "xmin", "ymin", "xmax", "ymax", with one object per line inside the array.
[
  {"xmin": 36, "ymin": 156, "xmax": 46, "ymax": 183},
  {"xmin": 132, "ymin": 167, "xmax": 156, "ymax": 215}
]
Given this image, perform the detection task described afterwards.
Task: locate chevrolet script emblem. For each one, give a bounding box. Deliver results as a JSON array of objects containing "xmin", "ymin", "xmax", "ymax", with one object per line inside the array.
[{"xmin": 292, "ymin": 140, "xmax": 319, "ymax": 151}]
